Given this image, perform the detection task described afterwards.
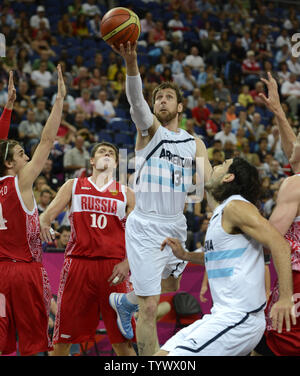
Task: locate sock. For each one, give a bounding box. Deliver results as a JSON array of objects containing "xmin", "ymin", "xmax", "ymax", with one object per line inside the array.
[{"xmin": 125, "ymin": 291, "xmax": 139, "ymax": 305}]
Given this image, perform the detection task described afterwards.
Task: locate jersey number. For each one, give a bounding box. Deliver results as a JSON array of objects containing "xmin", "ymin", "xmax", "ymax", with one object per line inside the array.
[
  {"xmin": 90, "ymin": 214, "xmax": 107, "ymax": 229},
  {"xmin": 0, "ymin": 203, "xmax": 8, "ymax": 230}
]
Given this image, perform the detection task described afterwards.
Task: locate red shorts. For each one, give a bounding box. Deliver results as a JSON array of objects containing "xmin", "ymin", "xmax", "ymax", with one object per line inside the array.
[
  {"xmin": 0, "ymin": 261, "xmax": 53, "ymax": 356},
  {"xmin": 266, "ymin": 270, "xmax": 300, "ymax": 356},
  {"xmin": 53, "ymin": 257, "xmax": 136, "ymax": 345}
]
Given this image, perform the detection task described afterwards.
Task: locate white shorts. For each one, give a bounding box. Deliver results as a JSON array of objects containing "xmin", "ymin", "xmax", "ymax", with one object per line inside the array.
[
  {"xmin": 161, "ymin": 307, "xmax": 266, "ymax": 356},
  {"xmin": 125, "ymin": 209, "xmax": 188, "ymax": 296}
]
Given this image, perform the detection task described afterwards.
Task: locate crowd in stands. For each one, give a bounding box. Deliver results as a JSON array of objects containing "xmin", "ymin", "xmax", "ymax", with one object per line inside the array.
[{"xmin": 0, "ymin": 0, "xmax": 300, "ymax": 252}]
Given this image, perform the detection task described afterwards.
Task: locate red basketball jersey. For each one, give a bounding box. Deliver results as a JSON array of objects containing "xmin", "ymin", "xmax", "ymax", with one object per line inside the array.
[
  {"xmin": 0, "ymin": 175, "xmax": 42, "ymax": 262},
  {"xmin": 65, "ymin": 177, "xmax": 127, "ymax": 259}
]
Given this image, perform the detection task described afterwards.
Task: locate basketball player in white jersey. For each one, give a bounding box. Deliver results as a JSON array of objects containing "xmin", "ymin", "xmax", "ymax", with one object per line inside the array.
[
  {"xmin": 40, "ymin": 142, "xmax": 137, "ymax": 356},
  {"xmin": 250, "ymin": 73, "xmax": 300, "ymax": 355},
  {"xmin": 0, "ymin": 66, "xmax": 65, "ymax": 356},
  {"xmin": 155, "ymin": 157, "xmax": 295, "ymax": 356},
  {"xmin": 108, "ymin": 41, "xmax": 212, "ymax": 355}
]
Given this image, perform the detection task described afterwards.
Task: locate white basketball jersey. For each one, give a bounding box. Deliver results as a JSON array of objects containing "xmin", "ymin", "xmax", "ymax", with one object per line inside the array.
[
  {"xmin": 133, "ymin": 126, "xmax": 196, "ymax": 216},
  {"xmin": 204, "ymin": 195, "xmax": 266, "ymax": 313}
]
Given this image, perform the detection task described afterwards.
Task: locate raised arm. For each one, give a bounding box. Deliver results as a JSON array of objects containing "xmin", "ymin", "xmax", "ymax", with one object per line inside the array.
[
  {"xmin": 40, "ymin": 179, "xmax": 74, "ymax": 243},
  {"xmin": 259, "ymin": 72, "xmax": 296, "ymax": 163},
  {"xmin": 224, "ymin": 200, "xmax": 295, "ymax": 333},
  {"xmin": 18, "ymin": 64, "xmax": 66, "ymax": 191},
  {"xmin": 111, "ymin": 42, "xmax": 159, "ymax": 149},
  {"xmin": 0, "ymin": 71, "xmax": 16, "ymax": 139}
]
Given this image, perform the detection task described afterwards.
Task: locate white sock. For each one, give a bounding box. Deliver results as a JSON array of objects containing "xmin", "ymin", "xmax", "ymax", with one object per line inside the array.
[{"xmin": 126, "ymin": 291, "xmax": 138, "ymax": 305}]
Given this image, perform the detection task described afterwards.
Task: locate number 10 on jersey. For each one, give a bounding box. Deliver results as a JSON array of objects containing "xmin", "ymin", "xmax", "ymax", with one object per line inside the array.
[{"xmin": 90, "ymin": 214, "xmax": 107, "ymax": 229}]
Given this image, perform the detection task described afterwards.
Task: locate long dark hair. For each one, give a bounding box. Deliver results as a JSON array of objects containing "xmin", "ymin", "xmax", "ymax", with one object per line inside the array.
[{"xmin": 210, "ymin": 157, "xmax": 261, "ymax": 206}]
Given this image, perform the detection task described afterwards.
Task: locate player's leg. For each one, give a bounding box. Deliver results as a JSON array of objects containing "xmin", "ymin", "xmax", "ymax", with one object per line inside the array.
[
  {"xmin": 161, "ymin": 274, "xmax": 182, "ymax": 294},
  {"xmin": 136, "ymin": 294, "xmax": 161, "ymax": 356},
  {"xmin": 50, "ymin": 343, "xmax": 72, "ymax": 356},
  {"xmin": 99, "ymin": 259, "xmax": 137, "ymax": 355},
  {"xmin": 154, "ymin": 349, "xmax": 169, "ymax": 356},
  {"xmin": 111, "ymin": 341, "xmax": 136, "ymax": 356}
]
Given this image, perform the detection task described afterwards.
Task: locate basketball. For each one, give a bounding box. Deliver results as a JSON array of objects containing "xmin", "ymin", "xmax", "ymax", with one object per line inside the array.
[{"xmin": 100, "ymin": 7, "xmax": 140, "ymax": 48}]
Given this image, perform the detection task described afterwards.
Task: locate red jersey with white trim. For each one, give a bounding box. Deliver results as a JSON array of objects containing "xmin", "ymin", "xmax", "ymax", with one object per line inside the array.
[
  {"xmin": 65, "ymin": 177, "xmax": 127, "ymax": 259},
  {"xmin": 0, "ymin": 175, "xmax": 42, "ymax": 262}
]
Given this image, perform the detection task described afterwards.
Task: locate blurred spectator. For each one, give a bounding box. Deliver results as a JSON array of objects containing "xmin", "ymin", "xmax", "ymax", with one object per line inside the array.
[
  {"xmin": 56, "ymin": 225, "xmax": 71, "ymax": 250},
  {"xmin": 250, "ymin": 81, "xmax": 266, "ymax": 107},
  {"xmin": 205, "ymin": 109, "xmax": 223, "ymax": 144},
  {"xmin": 231, "ymin": 110, "xmax": 254, "ymax": 136},
  {"xmin": 187, "ymin": 88, "xmax": 201, "ymax": 110},
  {"xmin": 107, "ymin": 55, "xmax": 126, "ymax": 82},
  {"xmin": 0, "ymin": 80, "xmax": 8, "ymax": 109},
  {"xmin": 40, "ymin": 158, "xmax": 61, "ymax": 192},
  {"xmin": 242, "ymin": 50, "xmax": 262, "ymax": 88},
  {"xmin": 30, "ymin": 5, "xmax": 50, "ymax": 30},
  {"xmin": 93, "ymin": 90, "xmax": 116, "ymax": 123},
  {"xmin": 140, "ymin": 12, "xmax": 156, "ymax": 41},
  {"xmin": 224, "ymin": 104, "xmax": 237, "ymax": 123},
  {"xmin": 72, "ymin": 14, "xmax": 89, "ymax": 37},
  {"xmin": 18, "ymin": 109, "xmax": 43, "ymax": 153},
  {"xmin": 88, "ymin": 13, "xmax": 101, "ymax": 38},
  {"xmin": 31, "ymin": 61, "xmax": 53, "ymax": 89},
  {"xmin": 194, "ymin": 218, "xmax": 210, "ymax": 249},
  {"xmin": 75, "ymin": 88, "xmax": 95, "ymax": 120},
  {"xmin": 286, "ymin": 56, "xmax": 300, "ymax": 77},
  {"xmin": 183, "ymin": 46, "xmax": 205, "ymax": 72},
  {"xmin": 281, "ymin": 74, "xmax": 300, "ymax": 118},
  {"xmin": 173, "ymin": 65, "xmax": 197, "ymax": 92},
  {"xmin": 239, "ymin": 139, "xmax": 260, "ymax": 167},
  {"xmin": 2, "ymin": 47, "xmax": 17, "ymax": 73},
  {"xmin": 238, "ymin": 85, "xmax": 254, "ymax": 108},
  {"xmin": 63, "ymin": 134, "xmax": 90, "ymax": 179},
  {"xmin": 34, "ymin": 99, "xmax": 49, "ymax": 124},
  {"xmin": 57, "ymin": 13, "xmax": 74, "ymax": 37},
  {"xmin": 167, "ymin": 12, "xmax": 185, "ymax": 43},
  {"xmin": 207, "ymin": 139, "xmax": 225, "ymax": 161},
  {"xmin": 210, "ymin": 148, "xmax": 224, "ymax": 167},
  {"xmin": 277, "ymin": 62, "xmax": 290, "ymax": 85},
  {"xmin": 170, "ymin": 50, "xmax": 186, "ymax": 75},
  {"xmin": 275, "ymin": 29, "xmax": 291, "ymax": 49},
  {"xmin": 251, "ymin": 112, "xmax": 266, "ymax": 141},
  {"xmin": 37, "ymin": 189, "xmax": 53, "ymax": 215},
  {"xmin": 214, "ymin": 78, "xmax": 231, "ymax": 104},
  {"xmin": 214, "ymin": 122, "xmax": 237, "ymax": 146},
  {"xmin": 31, "ymin": 30, "xmax": 56, "ymax": 57},
  {"xmin": 82, "ymin": 0, "xmax": 101, "ymax": 17},
  {"xmin": 191, "ymin": 96, "xmax": 211, "ymax": 130},
  {"xmin": 274, "ymin": 44, "xmax": 291, "ymax": 70},
  {"xmin": 148, "ymin": 20, "xmax": 168, "ymax": 48},
  {"xmin": 255, "ymin": 137, "xmax": 269, "ymax": 163},
  {"xmin": 263, "ymin": 190, "xmax": 278, "ymax": 219},
  {"xmin": 268, "ymin": 160, "xmax": 286, "ymax": 190}
]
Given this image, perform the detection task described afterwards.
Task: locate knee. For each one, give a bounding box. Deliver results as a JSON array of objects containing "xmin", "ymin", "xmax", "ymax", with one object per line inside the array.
[{"xmin": 139, "ymin": 297, "xmax": 159, "ymax": 322}]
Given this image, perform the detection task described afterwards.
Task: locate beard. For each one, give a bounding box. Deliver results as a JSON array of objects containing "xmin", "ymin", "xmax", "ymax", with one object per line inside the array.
[
  {"xmin": 154, "ymin": 108, "xmax": 178, "ymax": 125},
  {"xmin": 204, "ymin": 174, "xmax": 227, "ymax": 203}
]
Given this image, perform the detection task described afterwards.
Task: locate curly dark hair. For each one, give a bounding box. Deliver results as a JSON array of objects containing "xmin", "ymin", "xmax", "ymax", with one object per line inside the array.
[{"xmin": 209, "ymin": 157, "xmax": 261, "ymax": 206}]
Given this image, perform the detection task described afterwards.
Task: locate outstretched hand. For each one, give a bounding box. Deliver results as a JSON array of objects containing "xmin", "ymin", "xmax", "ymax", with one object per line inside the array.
[
  {"xmin": 269, "ymin": 297, "xmax": 296, "ymax": 334},
  {"xmin": 56, "ymin": 64, "xmax": 66, "ymax": 100},
  {"xmin": 6, "ymin": 71, "xmax": 16, "ymax": 108},
  {"xmin": 259, "ymin": 72, "xmax": 281, "ymax": 114},
  {"xmin": 111, "ymin": 41, "xmax": 137, "ymax": 64}
]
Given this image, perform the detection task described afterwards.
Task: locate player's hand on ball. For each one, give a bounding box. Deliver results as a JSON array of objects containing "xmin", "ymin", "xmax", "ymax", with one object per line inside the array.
[{"xmin": 111, "ymin": 41, "xmax": 137, "ymax": 62}]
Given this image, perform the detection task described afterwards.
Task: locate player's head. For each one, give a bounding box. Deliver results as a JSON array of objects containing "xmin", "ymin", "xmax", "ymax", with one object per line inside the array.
[
  {"xmin": 152, "ymin": 82, "xmax": 183, "ymax": 125},
  {"xmin": 90, "ymin": 142, "xmax": 119, "ymax": 172},
  {"xmin": 205, "ymin": 157, "xmax": 261, "ymax": 205},
  {"xmin": 0, "ymin": 140, "xmax": 28, "ymax": 177}
]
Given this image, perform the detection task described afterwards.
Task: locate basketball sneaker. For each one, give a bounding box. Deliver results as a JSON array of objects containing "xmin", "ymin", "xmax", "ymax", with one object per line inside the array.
[{"xmin": 109, "ymin": 292, "xmax": 138, "ymax": 340}]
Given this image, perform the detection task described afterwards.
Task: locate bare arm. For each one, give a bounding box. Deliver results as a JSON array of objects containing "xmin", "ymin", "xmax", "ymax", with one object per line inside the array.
[
  {"xmin": 259, "ymin": 72, "xmax": 296, "ymax": 161},
  {"xmin": 224, "ymin": 200, "xmax": 295, "ymax": 332},
  {"xmin": 269, "ymin": 176, "xmax": 299, "ymax": 235},
  {"xmin": 39, "ymin": 179, "xmax": 74, "ymax": 243},
  {"xmin": 18, "ymin": 65, "xmax": 66, "ymax": 191},
  {"xmin": 111, "ymin": 42, "xmax": 159, "ymax": 149},
  {"xmin": 0, "ymin": 71, "xmax": 16, "ymax": 139},
  {"xmin": 161, "ymin": 237, "xmax": 205, "ymax": 265},
  {"xmin": 125, "ymin": 186, "xmax": 135, "ymax": 215}
]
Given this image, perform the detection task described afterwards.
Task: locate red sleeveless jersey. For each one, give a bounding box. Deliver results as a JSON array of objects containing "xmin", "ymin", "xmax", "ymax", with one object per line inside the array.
[
  {"xmin": 0, "ymin": 175, "xmax": 42, "ymax": 262},
  {"xmin": 65, "ymin": 177, "xmax": 127, "ymax": 259}
]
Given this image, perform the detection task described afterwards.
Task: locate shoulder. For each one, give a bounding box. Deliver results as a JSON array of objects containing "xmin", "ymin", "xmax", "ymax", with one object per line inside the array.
[{"xmin": 278, "ymin": 175, "xmax": 300, "ymax": 199}]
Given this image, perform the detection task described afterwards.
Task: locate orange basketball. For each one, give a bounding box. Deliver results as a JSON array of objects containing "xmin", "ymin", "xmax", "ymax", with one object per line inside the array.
[{"xmin": 101, "ymin": 7, "xmax": 140, "ymax": 47}]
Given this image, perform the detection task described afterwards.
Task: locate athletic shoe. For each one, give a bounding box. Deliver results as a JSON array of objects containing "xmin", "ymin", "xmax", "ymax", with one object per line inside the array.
[{"xmin": 109, "ymin": 292, "xmax": 138, "ymax": 340}]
